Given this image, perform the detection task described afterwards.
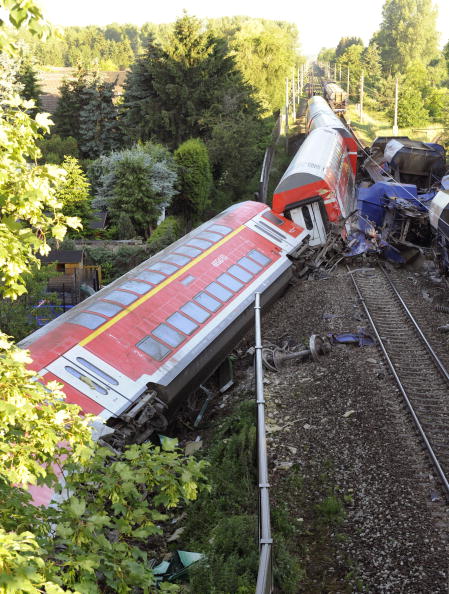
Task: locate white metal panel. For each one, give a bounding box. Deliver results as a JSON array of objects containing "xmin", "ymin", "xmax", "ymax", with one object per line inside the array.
[
  {"xmin": 61, "ymin": 345, "xmax": 141, "ymax": 399},
  {"xmin": 290, "ymin": 203, "xmax": 326, "ymax": 246},
  {"xmin": 45, "ymin": 359, "xmax": 131, "ymax": 415},
  {"xmin": 430, "ymin": 191, "xmax": 449, "ymax": 230}
]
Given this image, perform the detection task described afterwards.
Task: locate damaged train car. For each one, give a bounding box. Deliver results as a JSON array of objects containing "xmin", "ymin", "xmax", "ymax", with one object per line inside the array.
[{"xmin": 348, "ymin": 136, "xmax": 449, "ymax": 268}]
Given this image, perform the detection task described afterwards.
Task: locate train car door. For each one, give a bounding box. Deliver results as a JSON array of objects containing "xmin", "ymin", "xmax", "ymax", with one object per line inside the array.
[{"xmin": 288, "ymin": 201, "xmax": 327, "ymax": 246}]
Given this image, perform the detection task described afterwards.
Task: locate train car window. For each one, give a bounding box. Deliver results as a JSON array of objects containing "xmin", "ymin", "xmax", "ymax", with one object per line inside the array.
[
  {"xmin": 119, "ymin": 280, "xmax": 153, "ymax": 295},
  {"xmin": 167, "ymin": 312, "xmax": 198, "ymax": 335},
  {"xmin": 65, "ymin": 366, "xmax": 108, "ymax": 394},
  {"xmin": 248, "ymin": 249, "xmax": 271, "ymax": 267},
  {"xmin": 205, "ymin": 282, "xmax": 232, "ymax": 302},
  {"xmin": 76, "ymin": 357, "xmax": 119, "ymax": 385},
  {"xmin": 208, "ymin": 224, "xmax": 231, "ymax": 235},
  {"xmin": 148, "ymin": 262, "xmax": 178, "ymax": 275},
  {"xmin": 84, "ymin": 301, "xmax": 123, "ymax": 317},
  {"xmin": 134, "ymin": 270, "xmax": 165, "ymax": 285},
  {"xmin": 181, "ymin": 275, "xmax": 195, "ymax": 286},
  {"xmin": 194, "ymin": 292, "xmax": 221, "ymax": 312},
  {"xmin": 162, "ymin": 254, "xmax": 190, "ymax": 266},
  {"xmin": 228, "ymin": 264, "xmax": 253, "ymax": 282},
  {"xmin": 152, "ymin": 323, "xmax": 185, "ymax": 348},
  {"xmin": 217, "ymin": 273, "xmax": 243, "ymax": 292},
  {"xmin": 186, "ymin": 238, "xmax": 212, "ymax": 250},
  {"xmin": 69, "ymin": 312, "xmax": 106, "ymax": 329},
  {"xmin": 137, "ymin": 336, "xmax": 171, "ymax": 361},
  {"xmin": 174, "ymin": 246, "xmax": 201, "ymax": 258},
  {"xmin": 263, "ymin": 212, "xmax": 285, "ymax": 226},
  {"xmin": 181, "ymin": 301, "xmax": 210, "ymax": 323},
  {"xmin": 197, "ymin": 232, "xmax": 222, "ymax": 243},
  {"xmin": 105, "ymin": 290, "xmax": 138, "ymax": 305},
  {"xmin": 238, "ymin": 257, "xmax": 262, "ymax": 274}
]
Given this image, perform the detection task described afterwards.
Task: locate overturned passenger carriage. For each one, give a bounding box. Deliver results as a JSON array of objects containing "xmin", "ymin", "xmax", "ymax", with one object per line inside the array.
[{"xmin": 20, "ymin": 202, "xmax": 308, "ymax": 478}]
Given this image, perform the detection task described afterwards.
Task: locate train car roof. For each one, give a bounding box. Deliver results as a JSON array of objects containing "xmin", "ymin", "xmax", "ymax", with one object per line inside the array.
[
  {"xmin": 273, "ymin": 127, "xmax": 343, "ymax": 199},
  {"xmin": 19, "ymin": 200, "xmax": 268, "ymax": 350}
]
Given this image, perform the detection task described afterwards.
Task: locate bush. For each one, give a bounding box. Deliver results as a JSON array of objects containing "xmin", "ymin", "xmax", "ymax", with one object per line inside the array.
[
  {"xmin": 147, "ymin": 216, "xmax": 184, "ymax": 253},
  {"xmin": 173, "ymin": 138, "xmax": 212, "ymax": 221}
]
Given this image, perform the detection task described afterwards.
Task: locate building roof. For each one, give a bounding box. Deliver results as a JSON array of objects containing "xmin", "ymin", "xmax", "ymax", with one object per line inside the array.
[{"xmin": 40, "ymin": 249, "xmax": 84, "ymax": 264}]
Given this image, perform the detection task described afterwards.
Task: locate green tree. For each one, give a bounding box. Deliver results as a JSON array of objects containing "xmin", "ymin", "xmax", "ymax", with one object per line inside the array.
[
  {"xmin": 38, "ymin": 133, "xmax": 79, "ymax": 164},
  {"xmin": 318, "ymin": 47, "xmax": 336, "ymax": 64},
  {"xmin": 53, "ymin": 68, "xmax": 94, "ymax": 141},
  {"xmin": 54, "ymin": 156, "xmax": 92, "ymax": 231},
  {"xmin": 123, "ymin": 13, "xmax": 267, "ymax": 206},
  {"xmin": 16, "ymin": 58, "xmax": 41, "ymax": 110},
  {"xmin": 226, "ymin": 19, "xmax": 300, "ymax": 113},
  {"xmin": 373, "ymin": 0, "xmax": 439, "ymax": 74},
  {"xmin": 91, "ymin": 143, "xmax": 178, "ymax": 238},
  {"xmin": 78, "ymin": 79, "xmax": 122, "ymax": 159},
  {"xmin": 173, "ymin": 138, "xmax": 212, "ymax": 221},
  {"xmin": 362, "ymin": 42, "xmax": 382, "ymax": 91},
  {"xmin": 335, "ymin": 36, "xmax": 364, "ymax": 58},
  {"xmin": 337, "ymin": 44, "xmax": 364, "ymax": 101},
  {"xmin": 54, "ymin": 69, "xmax": 121, "ymax": 159}
]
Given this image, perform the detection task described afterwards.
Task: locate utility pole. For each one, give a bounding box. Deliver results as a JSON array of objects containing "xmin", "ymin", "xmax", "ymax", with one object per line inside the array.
[
  {"xmin": 346, "ymin": 67, "xmax": 350, "ymax": 95},
  {"xmin": 292, "ymin": 70, "xmax": 296, "ymax": 120},
  {"xmin": 300, "ymin": 65, "xmax": 304, "ymax": 96},
  {"xmin": 285, "ymin": 77, "xmax": 289, "ymax": 145},
  {"xmin": 334, "ymin": 63, "xmax": 337, "ymax": 80},
  {"xmin": 339, "ymin": 64, "xmax": 342, "ymax": 81},
  {"xmin": 359, "ymin": 71, "xmax": 364, "ymax": 123},
  {"xmin": 393, "ymin": 77, "xmax": 399, "ymax": 135}
]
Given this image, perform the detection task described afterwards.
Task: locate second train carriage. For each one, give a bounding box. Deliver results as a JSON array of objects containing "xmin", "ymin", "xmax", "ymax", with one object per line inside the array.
[
  {"xmin": 272, "ymin": 127, "xmax": 356, "ymax": 246},
  {"xmin": 306, "ymin": 95, "xmax": 358, "ymax": 175},
  {"xmin": 20, "ymin": 202, "xmax": 308, "ymax": 475}
]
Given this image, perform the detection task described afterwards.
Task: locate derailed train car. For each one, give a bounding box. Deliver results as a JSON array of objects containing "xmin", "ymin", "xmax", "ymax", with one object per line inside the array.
[
  {"xmin": 20, "ymin": 202, "xmax": 308, "ymax": 461},
  {"xmin": 349, "ymin": 136, "xmax": 448, "ymax": 264},
  {"xmin": 306, "ymin": 95, "xmax": 358, "ymax": 175},
  {"xmin": 272, "ymin": 126, "xmax": 356, "ymax": 246}
]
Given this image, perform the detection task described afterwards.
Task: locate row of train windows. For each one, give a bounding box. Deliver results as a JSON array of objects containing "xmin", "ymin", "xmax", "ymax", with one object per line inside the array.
[
  {"xmin": 135, "ymin": 249, "xmax": 271, "ymax": 361},
  {"xmin": 68, "ymin": 224, "xmax": 233, "ymax": 330}
]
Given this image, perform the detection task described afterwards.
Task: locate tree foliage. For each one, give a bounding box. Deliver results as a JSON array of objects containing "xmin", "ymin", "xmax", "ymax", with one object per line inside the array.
[
  {"xmin": 0, "ymin": 264, "xmax": 59, "ymax": 341},
  {"xmin": 123, "ymin": 13, "xmax": 269, "ymax": 207},
  {"xmin": 335, "ymin": 37, "xmax": 364, "ymax": 58},
  {"xmin": 373, "ymin": 0, "xmax": 439, "ymax": 74},
  {"xmin": 173, "ymin": 138, "xmax": 212, "ymax": 221},
  {"xmin": 0, "ymin": 99, "xmax": 80, "ymax": 299},
  {"xmin": 91, "ymin": 143, "xmax": 178, "ymax": 238},
  {"xmin": 218, "ymin": 18, "xmax": 300, "ymax": 113},
  {"xmin": 54, "ymin": 69, "xmax": 121, "ymax": 159},
  {"xmin": 38, "ymin": 134, "xmax": 79, "ymax": 164},
  {"xmin": 54, "ymin": 156, "xmax": 92, "ymax": 231}
]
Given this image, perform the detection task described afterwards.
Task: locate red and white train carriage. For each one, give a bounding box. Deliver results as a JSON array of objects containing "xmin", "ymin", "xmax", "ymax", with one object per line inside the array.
[
  {"xmin": 20, "ymin": 202, "xmax": 308, "ymax": 474},
  {"xmin": 272, "ymin": 127, "xmax": 356, "ymax": 246}
]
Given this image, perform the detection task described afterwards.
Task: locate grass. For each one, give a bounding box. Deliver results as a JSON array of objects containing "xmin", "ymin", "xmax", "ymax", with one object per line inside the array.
[{"xmin": 347, "ymin": 104, "xmax": 444, "ymax": 145}]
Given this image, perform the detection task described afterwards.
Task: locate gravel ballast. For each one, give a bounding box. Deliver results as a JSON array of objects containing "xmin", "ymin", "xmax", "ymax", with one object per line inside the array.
[{"xmin": 254, "ymin": 266, "xmax": 449, "ymax": 592}]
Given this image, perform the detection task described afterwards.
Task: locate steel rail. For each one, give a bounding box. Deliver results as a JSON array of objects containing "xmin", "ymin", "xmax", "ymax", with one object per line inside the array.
[
  {"xmin": 254, "ymin": 292, "xmax": 273, "ymax": 594},
  {"xmin": 348, "ymin": 267, "xmax": 449, "ymax": 495},
  {"xmin": 380, "ymin": 265, "xmax": 449, "ymax": 385}
]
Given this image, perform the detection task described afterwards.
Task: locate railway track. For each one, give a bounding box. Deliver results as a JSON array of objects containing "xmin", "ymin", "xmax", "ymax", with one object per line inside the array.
[{"xmin": 349, "ymin": 265, "xmax": 449, "ymax": 497}]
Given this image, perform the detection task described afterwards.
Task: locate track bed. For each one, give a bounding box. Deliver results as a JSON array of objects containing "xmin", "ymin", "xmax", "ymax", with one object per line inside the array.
[{"xmin": 256, "ymin": 264, "xmax": 448, "ymax": 593}]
